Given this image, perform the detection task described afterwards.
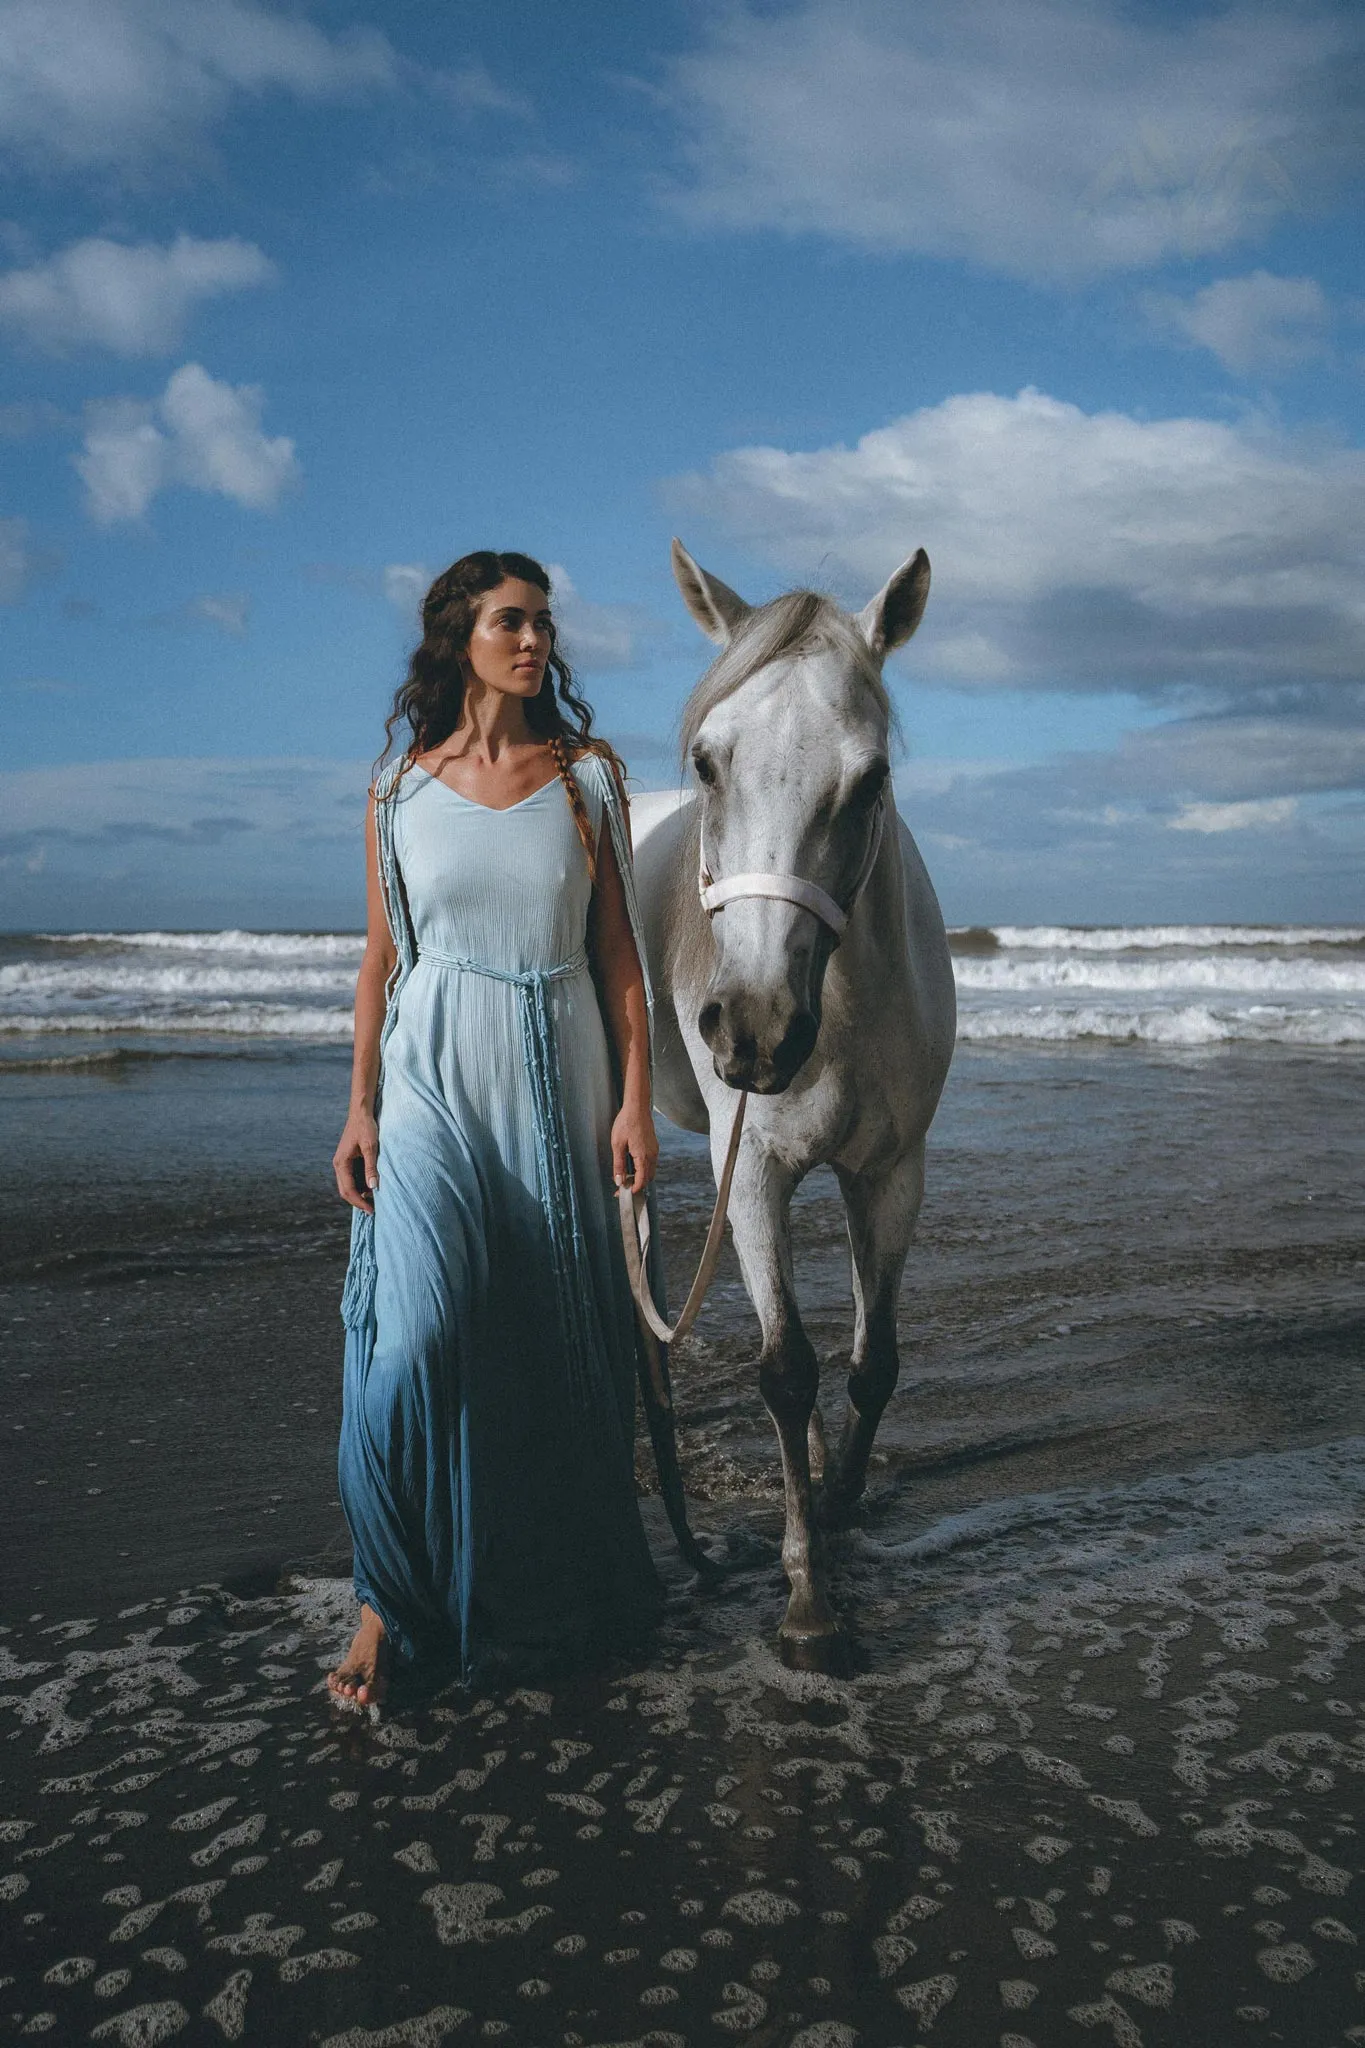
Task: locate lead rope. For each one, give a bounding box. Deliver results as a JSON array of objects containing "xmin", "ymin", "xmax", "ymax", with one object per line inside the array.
[
  {"xmin": 617, "ymin": 1085, "xmax": 747, "ymax": 1370},
  {"xmin": 548, "ymin": 743, "xmax": 744, "ymax": 1391}
]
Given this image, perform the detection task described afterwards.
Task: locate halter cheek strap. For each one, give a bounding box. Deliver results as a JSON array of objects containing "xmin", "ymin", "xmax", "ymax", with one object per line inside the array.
[{"xmin": 698, "ymin": 798, "xmax": 884, "ymax": 945}]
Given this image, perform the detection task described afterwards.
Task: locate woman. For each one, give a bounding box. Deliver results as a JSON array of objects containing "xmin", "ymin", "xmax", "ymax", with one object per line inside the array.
[{"xmin": 329, "ymin": 550, "xmax": 662, "ymax": 1705}]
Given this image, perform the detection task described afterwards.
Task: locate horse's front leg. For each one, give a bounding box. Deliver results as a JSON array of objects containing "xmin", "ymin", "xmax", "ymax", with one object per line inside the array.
[
  {"xmin": 723, "ymin": 1132, "xmax": 842, "ymax": 1669},
  {"xmin": 824, "ymin": 1140, "xmax": 926, "ymax": 1521}
]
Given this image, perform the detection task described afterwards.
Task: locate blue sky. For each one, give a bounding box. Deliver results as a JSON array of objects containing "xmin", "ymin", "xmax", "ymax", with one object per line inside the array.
[{"xmin": 2, "ymin": 0, "xmax": 1363, "ymax": 929}]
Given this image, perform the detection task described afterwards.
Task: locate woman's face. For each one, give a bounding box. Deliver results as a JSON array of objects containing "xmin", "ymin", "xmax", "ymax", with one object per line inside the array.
[{"xmin": 462, "ymin": 578, "xmax": 554, "ymax": 700}]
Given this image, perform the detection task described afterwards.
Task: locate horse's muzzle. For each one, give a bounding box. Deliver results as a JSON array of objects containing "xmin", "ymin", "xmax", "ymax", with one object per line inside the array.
[{"xmin": 698, "ymin": 997, "xmax": 819, "ymax": 1094}]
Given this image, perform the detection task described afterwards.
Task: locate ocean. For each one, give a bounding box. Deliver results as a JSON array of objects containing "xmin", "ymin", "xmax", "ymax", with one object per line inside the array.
[
  {"xmin": 2, "ymin": 924, "xmax": 1362, "ymax": 2042},
  {"xmin": 4, "ymin": 922, "xmax": 1365, "ymax": 1059}
]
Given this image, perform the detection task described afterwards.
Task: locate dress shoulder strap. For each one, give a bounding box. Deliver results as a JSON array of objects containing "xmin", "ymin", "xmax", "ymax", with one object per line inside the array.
[
  {"xmin": 368, "ymin": 756, "xmax": 417, "ymax": 1004},
  {"xmin": 370, "ymin": 756, "xmax": 408, "ymax": 804},
  {"xmin": 342, "ymin": 752, "xmax": 414, "ymax": 1331},
  {"xmin": 586, "ymin": 752, "xmax": 655, "ymax": 1045}
]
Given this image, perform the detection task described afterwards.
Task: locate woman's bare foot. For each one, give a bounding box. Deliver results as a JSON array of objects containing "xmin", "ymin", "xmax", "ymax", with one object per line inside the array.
[{"xmin": 327, "ymin": 1604, "xmax": 389, "ymax": 1707}]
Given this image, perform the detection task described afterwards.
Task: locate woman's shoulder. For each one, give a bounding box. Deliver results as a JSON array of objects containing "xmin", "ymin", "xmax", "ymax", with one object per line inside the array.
[
  {"xmin": 370, "ymin": 753, "xmax": 425, "ymax": 804},
  {"xmin": 565, "ymin": 739, "xmax": 627, "ymax": 808}
]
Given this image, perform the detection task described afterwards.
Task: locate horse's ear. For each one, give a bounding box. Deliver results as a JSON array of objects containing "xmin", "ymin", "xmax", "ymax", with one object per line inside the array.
[
  {"xmin": 859, "ymin": 548, "xmax": 931, "ymax": 658},
  {"xmin": 671, "ymin": 538, "xmax": 752, "ymax": 646}
]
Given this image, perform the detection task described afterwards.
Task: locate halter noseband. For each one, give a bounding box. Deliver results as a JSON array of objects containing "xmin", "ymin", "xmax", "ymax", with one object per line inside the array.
[{"xmin": 698, "ymin": 797, "xmax": 885, "ymax": 945}]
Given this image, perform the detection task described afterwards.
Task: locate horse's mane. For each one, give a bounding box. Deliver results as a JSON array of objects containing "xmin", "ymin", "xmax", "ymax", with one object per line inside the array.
[{"xmin": 678, "ymin": 589, "xmax": 888, "ymax": 758}]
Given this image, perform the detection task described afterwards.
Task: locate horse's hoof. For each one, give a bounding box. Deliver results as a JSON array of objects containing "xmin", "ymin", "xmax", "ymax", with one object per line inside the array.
[
  {"xmin": 685, "ymin": 1540, "xmax": 728, "ymax": 1589},
  {"xmin": 778, "ymin": 1626, "xmax": 851, "ymax": 1677}
]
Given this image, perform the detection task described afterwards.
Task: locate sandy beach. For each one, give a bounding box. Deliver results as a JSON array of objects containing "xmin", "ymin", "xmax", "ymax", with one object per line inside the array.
[
  {"xmin": 2, "ymin": 1442, "xmax": 1363, "ymax": 2046},
  {"xmin": 3, "ymin": 928, "xmax": 1364, "ymax": 2043}
]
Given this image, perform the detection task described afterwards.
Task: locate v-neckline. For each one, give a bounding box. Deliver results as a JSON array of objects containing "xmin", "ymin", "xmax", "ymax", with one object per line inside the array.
[{"xmin": 410, "ymin": 761, "xmax": 563, "ymax": 815}]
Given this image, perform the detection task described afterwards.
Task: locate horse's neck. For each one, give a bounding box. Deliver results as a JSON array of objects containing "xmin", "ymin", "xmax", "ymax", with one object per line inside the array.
[
  {"xmin": 663, "ymin": 799, "xmax": 715, "ymax": 997},
  {"xmin": 828, "ymin": 801, "xmax": 910, "ymax": 993}
]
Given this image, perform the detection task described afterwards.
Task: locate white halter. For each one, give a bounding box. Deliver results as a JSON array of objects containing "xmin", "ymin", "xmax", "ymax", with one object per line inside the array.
[{"xmin": 698, "ymin": 797, "xmax": 885, "ymax": 944}]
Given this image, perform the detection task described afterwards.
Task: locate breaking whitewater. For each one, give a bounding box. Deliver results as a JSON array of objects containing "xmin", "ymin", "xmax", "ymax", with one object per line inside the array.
[{"xmin": 3, "ymin": 924, "xmax": 1365, "ymax": 1058}]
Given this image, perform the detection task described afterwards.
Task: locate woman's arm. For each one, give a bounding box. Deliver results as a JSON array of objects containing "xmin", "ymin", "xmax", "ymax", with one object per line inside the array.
[
  {"xmin": 588, "ymin": 811, "xmax": 658, "ymax": 1194},
  {"xmin": 332, "ymin": 796, "xmax": 397, "ymax": 1214}
]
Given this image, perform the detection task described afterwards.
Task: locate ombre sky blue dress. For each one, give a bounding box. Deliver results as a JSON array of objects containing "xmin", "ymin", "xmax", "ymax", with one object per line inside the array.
[{"xmin": 338, "ymin": 753, "xmax": 663, "ymax": 1682}]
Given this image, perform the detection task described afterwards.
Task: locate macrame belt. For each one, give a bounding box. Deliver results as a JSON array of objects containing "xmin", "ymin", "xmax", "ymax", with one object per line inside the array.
[{"xmin": 416, "ymin": 943, "xmax": 603, "ymax": 1420}]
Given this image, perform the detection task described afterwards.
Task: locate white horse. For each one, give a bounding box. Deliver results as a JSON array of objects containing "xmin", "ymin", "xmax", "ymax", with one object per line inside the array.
[{"xmin": 631, "ymin": 541, "xmax": 956, "ymax": 1670}]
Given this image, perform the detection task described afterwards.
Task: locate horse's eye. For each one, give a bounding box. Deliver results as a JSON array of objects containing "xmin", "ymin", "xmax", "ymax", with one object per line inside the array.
[
  {"xmin": 692, "ymin": 748, "xmax": 717, "ymax": 788},
  {"xmin": 852, "ymin": 763, "xmax": 888, "ymax": 808}
]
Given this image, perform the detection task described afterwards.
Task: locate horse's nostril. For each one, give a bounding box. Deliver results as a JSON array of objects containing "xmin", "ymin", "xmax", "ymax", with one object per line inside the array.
[{"xmin": 698, "ymin": 1000, "xmax": 723, "ymax": 1047}]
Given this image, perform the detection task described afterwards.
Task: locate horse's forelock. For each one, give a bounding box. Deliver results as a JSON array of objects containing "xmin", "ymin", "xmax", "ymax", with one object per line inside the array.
[{"xmin": 679, "ymin": 590, "xmax": 887, "ymax": 760}]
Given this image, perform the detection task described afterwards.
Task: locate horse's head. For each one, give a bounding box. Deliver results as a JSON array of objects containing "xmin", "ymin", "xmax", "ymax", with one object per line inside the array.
[{"xmin": 672, "ymin": 538, "xmax": 930, "ymax": 1095}]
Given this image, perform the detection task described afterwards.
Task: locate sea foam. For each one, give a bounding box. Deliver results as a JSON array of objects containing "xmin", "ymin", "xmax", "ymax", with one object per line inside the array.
[
  {"xmin": 979, "ymin": 924, "xmax": 1365, "ymax": 953},
  {"xmin": 2, "ymin": 925, "xmax": 1363, "ymax": 1051}
]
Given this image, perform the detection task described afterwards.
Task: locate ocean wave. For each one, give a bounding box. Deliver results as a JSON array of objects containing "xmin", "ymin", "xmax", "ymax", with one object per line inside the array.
[
  {"xmin": 27, "ymin": 923, "xmax": 1365, "ymax": 958},
  {"xmin": 35, "ymin": 929, "xmax": 365, "ymax": 959},
  {"xmin": 956, "ymin": 1002, "xmax": 1365, "ymax": 1047},
  {"xmin": 0, "ymin": 1048, "xmax": 158, "ymax": 1074},
  {"xmin": 0, "ymin": 961, "xmax": 356, "ymax": 1001},
  {"xmin": 978, "ymin": 924, "xmax": 1365, "ymax": 953},
  {"xmin": 0, "ymin": 1006, "xmax": 352, "ymax": 1040},
  {"xmin": 0, "ymin": 958, "xmax": 358, "ymax": 999},
  {"xmin": 9, "ymin": 1001, "xmax": 1356, "ymax": 1048},
  {"xmin": 6, "ymin": 928, "xmax": 1363, "ymax": 1053},
  {"xmin": 952, "ymin": 956, "xmax": 1365, "ymax": 995}
]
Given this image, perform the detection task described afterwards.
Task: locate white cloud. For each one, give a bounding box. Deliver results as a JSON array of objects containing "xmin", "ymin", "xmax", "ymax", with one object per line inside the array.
[
  {"xmin": 76, "ymin": 361, "xmax": 298, "ymax": 522},
  {"xmin": 0, "ymin": 753, "xmax": 373, "ymax": 925},
  {"xmin": 889, "ymin": 718, "xmax": 1364, "ymax": 920},
  {"xmin": 894, "ymin": 755, "xmax": 1014, "ymax": 800},
  {"xmin": 143, "ymin": 589, "xmax": 248, "ymax": 633},
  {"xmin": 159, "ymin": 361, "xmax": 294, "ymax": 506},
  {"xmin": 0, "ymin": 0, "xmax": 395, "ymax": 174},
  {"xmin": 666, "ymin": 0, "xmax": 1359, "ymax": 281},
  {"xmin": 77, "ymin": 398, "xmax": 163, "ymax": 520},
  {"xmin": 301, "ymin": 559, "xmax": 432, "ymax": 620},
  {"xmin": 382, "ymin": 562, "xmax": 428, "ymax": 621},
  {"xmin": 0, "ymin": 511, "xmax": 32, "ymax": 599},
  {"xmin": 902, "ymin": 710, "xmax": 1365, "ymax": 847},
  {"xmin": 926, "ymin": 631, "xmax": 1015, "ymax": 684},
  {"xmin": 1145, "ymin": 270, "xmax": 1331, "ymax": 376},
  {"xmin": 0, "ymin": 233, "xmax": 273, "ymax": 355},
  {"xmin": 1169, "ymin": 796, "xmax": 1297, "ymax": 833},
  {"xmin": 0, "ymin": 753, "xmax": 362, "ymax": 838},
  {"xmin": 671, "ymin": 386, "xmax": 1365, "ymax": 698},
  {"xmin": 548, "ymin": 564, "xmax": 643, "ymax": 670},
  {"xmin": 1105, "ymin": 713, "xmax": 1365, "ymax": 806}
]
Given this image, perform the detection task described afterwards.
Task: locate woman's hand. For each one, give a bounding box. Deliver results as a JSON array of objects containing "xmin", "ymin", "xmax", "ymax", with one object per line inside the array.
[
  {"xmin": 333, "ymin": 1108, "xmax": 380, "ymax": 1213},
  {"xmin": 611, "ymin": 1098, "xmax": 659, "ymax": 1195}
]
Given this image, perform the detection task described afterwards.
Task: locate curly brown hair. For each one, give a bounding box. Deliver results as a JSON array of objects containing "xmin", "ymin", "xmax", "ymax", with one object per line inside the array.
[{"xmin": 376, "ymin": 550, "xmax": 626, "ymax": 881}]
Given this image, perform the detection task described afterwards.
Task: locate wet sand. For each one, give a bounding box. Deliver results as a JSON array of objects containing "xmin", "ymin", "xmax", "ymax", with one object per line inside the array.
[
  {"xmin": 2, "ymin": 1043, "xmax": 1364, "ymax": 2041},
  {"xmin": 2, "ymin": 1457, "xmax": 1363, "ymax": 2045}
]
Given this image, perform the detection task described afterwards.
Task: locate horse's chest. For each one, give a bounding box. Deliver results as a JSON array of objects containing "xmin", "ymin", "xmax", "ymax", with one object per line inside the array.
[{"xmin": 745, "ymin": 1055, "xmax": 891, "ymax": 1173}]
